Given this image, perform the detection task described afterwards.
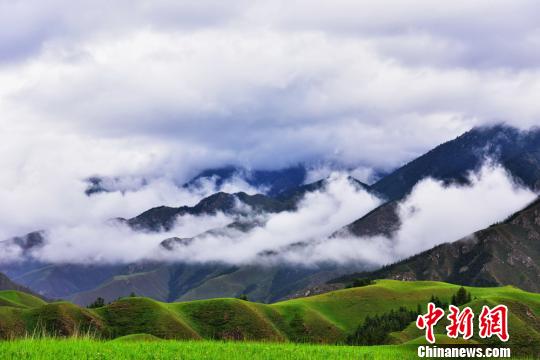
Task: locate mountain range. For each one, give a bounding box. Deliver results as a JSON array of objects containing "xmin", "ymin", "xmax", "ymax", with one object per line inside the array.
[{"xmin": 2, "ymin": 124, "xmax": 540, "ymax": 305}]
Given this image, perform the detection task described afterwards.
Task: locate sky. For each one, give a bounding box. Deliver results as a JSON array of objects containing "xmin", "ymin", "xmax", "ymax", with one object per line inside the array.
[{"xmin": 1, "ymin": 1, "xmax": 540, "ymax": 255}]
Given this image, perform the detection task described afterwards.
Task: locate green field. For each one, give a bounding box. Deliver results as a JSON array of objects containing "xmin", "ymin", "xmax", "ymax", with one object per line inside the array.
[
  {"xmin": 1, "ymin": 280, "xmax": 539, "ymax": 357},
  {"xmin": 0, "ymin": 339, "xmax": 421, "ymax": 360}
]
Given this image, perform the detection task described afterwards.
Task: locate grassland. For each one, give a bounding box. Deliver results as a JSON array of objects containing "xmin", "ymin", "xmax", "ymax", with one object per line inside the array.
[
  {"xmin": 1, "ymin": 280, "xmax": 540, "ymax": 356},
  {"xmin": 0, "ymin": 338, "xmax": 419, "ymax": 360}
]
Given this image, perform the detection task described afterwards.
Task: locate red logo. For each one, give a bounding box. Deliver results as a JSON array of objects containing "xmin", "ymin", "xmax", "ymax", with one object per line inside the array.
[
  {"xmin": 479, "ymin": 305, "xmax": 509, "ymax": 342},
  {"xmin": 417, "ymin": 303, "xmax": 509, "ymax": 343},
  {"xmin": 416, "ymin": 303, "xmax": 445, "ymax": 344},
  {"xmin": 446, "ymin": 305, "xmax": 474, "ymax": 340}
]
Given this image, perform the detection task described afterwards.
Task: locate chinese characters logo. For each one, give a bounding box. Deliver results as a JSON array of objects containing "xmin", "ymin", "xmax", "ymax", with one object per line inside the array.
[{"xmin": 416, "ymin": 303, "xmax": 509, "ymax": 343}]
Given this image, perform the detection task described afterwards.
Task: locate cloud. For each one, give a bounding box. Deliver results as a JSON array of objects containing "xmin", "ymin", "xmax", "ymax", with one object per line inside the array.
[
  {"xmin": 27, "ymin": 213, "xmax": 233, "ymax": 264},
  {"xmin": 163, "ymin": 173, "xmax": 382, "ymax": 264},
  {"xmin": 0, "ymin": 166, "xmax": 535, "ymax": 268},
  {"xmin": 296, "ymin": 164, "xmax": 536, "ymax": 266},
  {"xmin": 0, "ymin": 173, "xmax": 382, "ymax": 264},
  {"xmin": 2, "ymin": 0, "xmax": 540, "ymax": 254},
  {"xmin": 391, "ymin": 165, "xmax": 536, "ymax": 258},
  {"xmin": 0, "ymin": 133, "xmax": 259, "ymax": 240}
]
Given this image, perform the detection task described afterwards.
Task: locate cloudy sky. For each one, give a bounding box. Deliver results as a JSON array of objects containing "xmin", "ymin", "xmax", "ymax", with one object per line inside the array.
[{"xmin": 1, "ymin": 0, "xmax": 540, "ymax": 240}]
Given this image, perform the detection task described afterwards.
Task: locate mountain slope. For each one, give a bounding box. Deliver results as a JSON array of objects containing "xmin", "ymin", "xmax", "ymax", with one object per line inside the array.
[
  {"xmin": 371, "ymin": 124, "xmax": 540, "ymax": 200},
  {"xmin": 0, "ymin": 272, "xmax": 43, "ymax": 300},
  {"xmin": 128, "ymin": 176, "xmax": 370, "ymax": 232},
  {"xmin": 66, "ymin": 264, "xmax": 354, "ymax": 306},
  {"xmin": 335, "ymin": 198, "xmax": 540, "ymax": 292},
  {"xmin": 125, "ymin": 192, "xmax": 292, "ymax": 232},
  {"xmin": 331, "ymin": 201, "xmax": 400, "ymax": 238}
]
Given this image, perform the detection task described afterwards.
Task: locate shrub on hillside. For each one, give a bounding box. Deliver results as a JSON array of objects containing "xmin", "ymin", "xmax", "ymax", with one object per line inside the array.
[
  {"xmin": 347, "ymin": 306, "xmax": 419, "ymax": 345},
  {"xmin": 345, "ymin": 278, "xmax": 374, "ymax": 288}
]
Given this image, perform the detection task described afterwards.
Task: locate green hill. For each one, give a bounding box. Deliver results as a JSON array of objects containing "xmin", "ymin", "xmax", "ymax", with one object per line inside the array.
[
  {"xmin": 0, "ymin": 290, "xmax": 47, "ymax": 308},
  {"xmin": 0, "ymin": 280, "xmax": 539, "ymax": 356}
]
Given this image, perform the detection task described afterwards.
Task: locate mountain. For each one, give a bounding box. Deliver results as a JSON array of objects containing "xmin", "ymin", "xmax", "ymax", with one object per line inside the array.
[
  {"xmin": 0, "ymin": 273, "xmax": 31, "ymax": 293},
  {"xmin": 331, "ymin": 201, "xmax": 400, "ymax": 238},
  {"xmin": 334, "ymin": 197, "xmax": 540, "ymax": 292},
  {"xmin": 124, "ymin": 192, "xmax": 292, "ymax": 232},
  {"xmin": 5, "ymin": 260, "xmax": 356, "ymax": 306},
  {"xmin": 1, "ymin": 280, "xmax": 539, "ymax": 356},
  {"xmin": 67, "ymin": 263, "xmax": 353, "ymax": 306},
  {"xmin": 328, "ymin": 124, "xmax": 540, "ymax": 243},
  {"xmin": 126, "ymin": 176, "xmax": 369, "ymax": 233},
  {"xmin": 185, "ymin": 165, "xmax": 308, "ymax": 196},
  {"xmin": 371, "ymin": 124, "xmax": 540, "ymax": 200},
  {"xmin": 0, "ymin": 272, "xmax": 45, "ymax": 302}
]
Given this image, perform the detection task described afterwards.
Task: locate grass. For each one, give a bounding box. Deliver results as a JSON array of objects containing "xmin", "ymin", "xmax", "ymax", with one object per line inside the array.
[
  {"xmin": 1, "ymin": 280, "xmax": 540, "ymax": 356},
  {"xmin": 0, "ymin": 290, "xmax": 47, "ymax": 308},
  {"xmin": 0, "ymin": 339, "xmax": 419, "ymax": 360}
]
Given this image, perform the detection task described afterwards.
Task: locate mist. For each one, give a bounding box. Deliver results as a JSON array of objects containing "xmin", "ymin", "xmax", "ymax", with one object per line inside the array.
[
  {"xmin": 297, "ymin": 165, "xmax": 536, "ymax": 266},
  {"xmin": 1, "ymin": 165, "xmax": 534, "ymax": 268}
]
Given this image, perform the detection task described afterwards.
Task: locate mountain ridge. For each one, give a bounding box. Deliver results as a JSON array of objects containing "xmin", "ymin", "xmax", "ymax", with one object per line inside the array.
[{"xmin": 332, "ymin": 197, "xmax": 540, "ymax": 292}]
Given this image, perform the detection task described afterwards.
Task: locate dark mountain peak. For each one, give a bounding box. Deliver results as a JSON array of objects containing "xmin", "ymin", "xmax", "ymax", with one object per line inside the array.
[
  {"xmin": 84, "ymin": 175, "xmax": 148, "ymax": 196},
  {"xmin": 192, "ymin": 192, "xmax": 237, "ymax": 213},
  {"xmin": 10, "ymin": 231, "xmax": 45, "ymax": 251},
  {"xmin": 276, "ymin": 175, "xmax": 369, "ymax": 202},
  {"xmin": 127, "ymin": 206, "xmax": 189, "ymax": 232},
  {"xmin": 128, "ymin": 174, "xmax": 367, "ymax": 233},
  {"xmin": 127, "ymin": 189, "xmax": 295, "ymax": 232},
  {"xmin": 185, "ymin": 164, "xmax": 307, "ymax": 196},
  {"xmin": 0, "ymin": 231, "xmax": 46, "ymax": 257},
  {"xmin": 371, "ymin": 124, "xmax": 540, "ymax": 200},
  {"xmin": 332, "ymin": 201, "xmax": 400, "ymax": 239}
]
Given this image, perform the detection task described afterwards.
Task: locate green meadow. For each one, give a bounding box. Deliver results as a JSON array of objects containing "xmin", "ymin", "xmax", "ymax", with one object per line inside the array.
[
  {"xmin": 0, "ymin": 339, "xmax": 420, "ymax": 360},
  {"xmin": 1, "ymin": 280, "xmax": 539, "ymax": 358}
]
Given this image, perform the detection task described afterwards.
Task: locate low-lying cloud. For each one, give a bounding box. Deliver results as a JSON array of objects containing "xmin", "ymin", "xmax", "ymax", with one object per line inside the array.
[
  {"xmin": 296, "ymin": 165, "xmax": 536, "ymax": 266},
  {"xmin": 1, "ymin": 166, "xmax": 534, "ymax": 269}
]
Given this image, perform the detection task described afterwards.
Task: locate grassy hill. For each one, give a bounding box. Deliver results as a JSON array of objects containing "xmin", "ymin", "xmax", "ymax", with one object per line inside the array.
[
  {"xmin": 0, "ymin": 290, "xmax": 47, "ymax": 308},
  {"xmin": 0, "ymin": 280, "xmax": 539, "ymax": 355}
]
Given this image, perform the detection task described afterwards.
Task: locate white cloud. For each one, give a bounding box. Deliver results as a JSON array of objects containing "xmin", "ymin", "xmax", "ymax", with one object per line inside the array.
[
  {"xmin": 297, "ymin": 165, "xmax": 536, "ymax": 266},
  {"xmin": 0, "ymin": 173, "xmax": 382, "ymax": 264},
  {"xmin": 27, "ymin": 213, "xmax": 233, "ymax": 264},
  {"xmin": 0, "ymin": 167, "xmax": 535, "ymax": 268},
  {"xmin": 391, "ymin": 165, "xmax": 536, "ymax": 257},
  {"xmin": 1, "ymin": 0, "xmax": 540, "ymax": 259}
]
